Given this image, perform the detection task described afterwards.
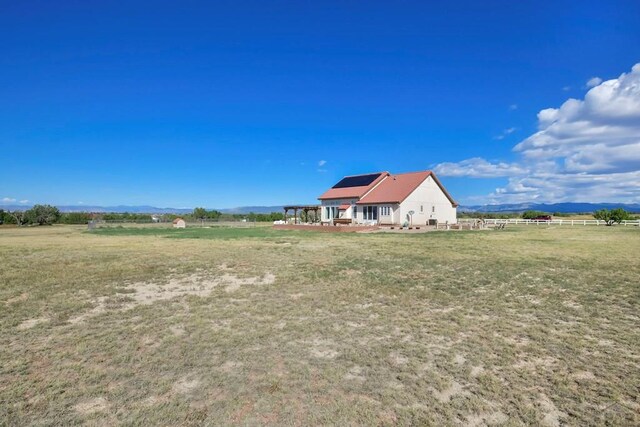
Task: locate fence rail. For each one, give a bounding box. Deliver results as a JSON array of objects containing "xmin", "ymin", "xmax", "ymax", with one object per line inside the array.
[{"xmin": 458, "ymin": 218, "xmax": 640, "ymax": 226}]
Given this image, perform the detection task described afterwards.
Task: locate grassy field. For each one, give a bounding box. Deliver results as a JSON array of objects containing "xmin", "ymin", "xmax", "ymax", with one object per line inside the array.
[{"xmin": 1, "ymin": 225, "xmax": 638, "ymax": 426}]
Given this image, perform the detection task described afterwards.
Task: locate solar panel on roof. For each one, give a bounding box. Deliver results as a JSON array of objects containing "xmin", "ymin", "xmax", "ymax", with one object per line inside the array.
[{"xmin": 332, "ymin": 173, "xmax": 381, "ymax": 189}]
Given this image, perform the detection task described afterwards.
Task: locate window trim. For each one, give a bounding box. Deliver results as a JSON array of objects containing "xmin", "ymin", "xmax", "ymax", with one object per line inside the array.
[{"xmin": 363, "ymin": 205, "xmax": 378, "ymax": 221}]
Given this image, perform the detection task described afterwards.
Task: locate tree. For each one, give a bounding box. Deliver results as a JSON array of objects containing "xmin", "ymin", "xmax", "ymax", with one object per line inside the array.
[
  {"xmin": 205, "ymin": 209, "xmax": 221, "ymax": 220},
  {"xmin": 25, "ymin": 204, "xmax": 60, "ymax": 225},
  {"xmin": 192, "ymin": 207, "xmax": 207, "ymax": 220},
  {"xmin": 593, "ymin": 208, "xmax": 631, "ymax": 226},
  {"xmin": 8, "ymin": 210, "xmax": 27, "ymax": 226}
]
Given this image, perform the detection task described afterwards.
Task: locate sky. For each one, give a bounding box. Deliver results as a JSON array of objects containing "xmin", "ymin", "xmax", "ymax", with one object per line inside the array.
[{"xmin": 1, "ymin": 1, "xmax": 639, "ymax": 208}]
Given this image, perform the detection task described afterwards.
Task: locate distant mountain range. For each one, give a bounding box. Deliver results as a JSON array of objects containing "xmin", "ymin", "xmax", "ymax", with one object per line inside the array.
[
  {"xmin": 218, "ymin": 205, "xmax": 286, "ymax": 214},
  {"xmin": 0, "ymin": 204, "xmax": 286, "ymax": 214},
  {"xmin": 458, "ymin": 202, "xmax": 640, "ymax": 213},
  {"xmin": 0, "ymin": 204, "xmax": 195, "ymax": 214},
  {"xmin": 1, "ymin": 202, "xmax": 638, "ymax": 214}
]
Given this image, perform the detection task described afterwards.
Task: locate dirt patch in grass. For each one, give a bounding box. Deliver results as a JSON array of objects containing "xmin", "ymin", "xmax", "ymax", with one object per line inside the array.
[
  {"xmin": 6, "ymin": 292, "xmax": 29, "ymax": 304},
  {"xmin": 172, "ymin": 377, "xmax": 201, "ymax": 395},
  {"xmin": 571, "ymin": 370, "xmax": 596, "ymax": 381},
  {"xmin": 169, "ymin": 325, "xmax": 186, "ymax": 336},
  {"xmin": 344, "ymin": 366, "xmax": 366, "ymax": 382},
  {"xmin": 17, "ymin": 317, "xmax": 49, "ymax": 330},
  {"xmin": 539, "ymin": 394, "xmax": 567, "ymax": 426},
  {"xmin": 68, "ymin": 271, "xmax": 275, "ymax": 324},
  {"xmin": 307, "ymin": 338, "xmax": 340, "ymax": 359},
  {"xmin": 431, "ymin": 380, "xmax": 470, "ymax": 403},
  {"xmin": 465, "ymin": 410, "xmax": 508, "ymax": 426},
  {"xmin": 470, "ymin": 365, "xmax": 485, "ymax": 377},
  {"xmin": 74, "ymin": 397, "xmax": 109, "ymax": 415}
]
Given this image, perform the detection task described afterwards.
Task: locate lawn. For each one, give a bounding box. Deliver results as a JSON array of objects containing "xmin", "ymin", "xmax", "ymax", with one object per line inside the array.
[{"xmin": 1, "ymin": 225, "xmax": 638, "ymax": 425}]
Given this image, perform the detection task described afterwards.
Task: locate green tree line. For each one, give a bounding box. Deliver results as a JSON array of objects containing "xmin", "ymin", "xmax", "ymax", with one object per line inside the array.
[{"xmin": 0, "ymin": 206, "xmax": 285, "ymax": 225}]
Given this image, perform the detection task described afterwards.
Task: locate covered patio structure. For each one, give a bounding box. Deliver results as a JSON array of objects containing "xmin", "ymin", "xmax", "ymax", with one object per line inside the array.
[{"xmin": 283, "ymin": 205, "xmax": 321, "ymax": 224}]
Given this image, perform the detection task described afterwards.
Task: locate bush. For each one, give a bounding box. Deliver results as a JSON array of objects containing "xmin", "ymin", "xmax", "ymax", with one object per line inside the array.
[
  {"xmin": 521, "ymin": 210, "xmax": 547, "ymax": 219},
  {"xmin": 25, "ymin": 204, "xmax": 60, "ymax": 225},
  {"xmin": 59, "ymin": 212, "xmax": 93, "ymax": 224},
  {"xmin": 593, "ymin": 208, "xmax": 631, "ymax": 226}
]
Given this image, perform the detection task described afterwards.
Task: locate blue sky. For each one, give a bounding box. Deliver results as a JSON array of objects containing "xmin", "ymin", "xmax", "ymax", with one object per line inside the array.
[{"xmin": 1, "ymin": 1, "xmax": 639, "ymax": 208}]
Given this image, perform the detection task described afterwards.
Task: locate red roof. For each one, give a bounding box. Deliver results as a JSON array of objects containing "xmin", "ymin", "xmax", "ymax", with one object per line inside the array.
[
  {"xmin": 338, "ymin": 203, "xmax": 351, "ymax": 209},
  {"xmin": 318, "ymin": 172, "xmax": 389, "ymax": 200},
  {"xmin": 356, "ymin": 171, "xmax": 458, "ymax": 207}
]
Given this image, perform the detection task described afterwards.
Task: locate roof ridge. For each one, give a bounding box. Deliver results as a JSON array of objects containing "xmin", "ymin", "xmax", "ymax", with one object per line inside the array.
[{"xmin": 389, "ymin": 169, "xmax": 431, "ymax": 176}]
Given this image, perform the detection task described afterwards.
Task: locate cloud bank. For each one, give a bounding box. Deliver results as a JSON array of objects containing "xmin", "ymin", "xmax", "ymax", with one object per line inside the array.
[
  {"xmin": 586, "ymin": 76, "xmax": 603, "ymax": 88},
  {"xmin": 0, "ymin": 197, "xmax": 29, "ymax": 206},
  {"xmin": 434, "ymin": 63, "xmax": 640, "ymax": 203}
]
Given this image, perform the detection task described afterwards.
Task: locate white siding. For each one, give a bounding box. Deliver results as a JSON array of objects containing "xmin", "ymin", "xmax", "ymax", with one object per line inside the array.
[
  {"xmin": 377, "ymin": 204, "xmax": 397, "ymax": 224},
  {"xmin": 399, "ymin": 176, "xmax": 457, "ymax": 224}
]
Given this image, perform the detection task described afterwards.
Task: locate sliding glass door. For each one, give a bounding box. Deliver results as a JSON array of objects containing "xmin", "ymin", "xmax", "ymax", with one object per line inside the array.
[{"xmin": 363, "ymin": 206, "xmax": 378, "ymax": 221}]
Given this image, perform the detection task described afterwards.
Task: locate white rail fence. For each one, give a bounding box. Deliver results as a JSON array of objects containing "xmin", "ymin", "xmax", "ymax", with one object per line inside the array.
[{"xmin": 459, "ymin": 218, "xmax": 640, "ymax": 226}]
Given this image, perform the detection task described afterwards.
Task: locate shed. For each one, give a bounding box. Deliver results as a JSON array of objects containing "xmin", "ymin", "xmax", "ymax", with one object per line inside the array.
[{"xmin": 173, "ymin": 218, "xmax": 186, "ymax": 228}]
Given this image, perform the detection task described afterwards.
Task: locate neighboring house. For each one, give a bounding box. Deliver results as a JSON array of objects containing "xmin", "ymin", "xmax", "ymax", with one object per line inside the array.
[
  {"xmin": 173, "ymin": 218, "xmax": 186, "ymax": 228},
  {"xmin": 318, "ymin": 170, "xmax": 458, "ymax": 225}
]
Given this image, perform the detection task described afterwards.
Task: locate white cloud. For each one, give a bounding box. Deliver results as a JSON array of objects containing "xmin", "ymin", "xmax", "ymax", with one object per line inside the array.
[
  {"xmin": 433, "ymin": 158, "xmax": 526, "ymax": 178},
  {"xmin": 434, "ymin": 63, "xmax": 640, "ymax": 203},
  {"xmin": 318, "ymin": 160, "xmax": 327, "ymax": 167},
  {"xmin": 509, "ymin": 104, "xmax": 518, "ymax": 111},
  {"xmin": 493, "ymin": 127, "xmax": 518, "ymax": 140},
  {"xmin": 562, "ymin": 86, "xmax": 571, "ymax": 91},
  {"xmin": 19, "ymin": 200, "xmax": 29, "ymax": 204},
  {"xmin": 2, "ymin": 197, "xmax": 16, "ymax": 203},
  {"xmin": 586, "ymin": 76, "xmax": 603, "ymax": 88}
]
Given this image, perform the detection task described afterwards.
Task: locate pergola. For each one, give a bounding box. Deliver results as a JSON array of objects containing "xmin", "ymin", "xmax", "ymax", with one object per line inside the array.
[{"xmin": 283, "ymin": 205, "xmax": 321, "ymax": 224}]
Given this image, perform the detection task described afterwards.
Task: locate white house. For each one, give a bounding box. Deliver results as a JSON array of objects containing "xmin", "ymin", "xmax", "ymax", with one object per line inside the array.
[{"xmin": 318, "ymin": 170, "xmax": 458, "ymax": 225}]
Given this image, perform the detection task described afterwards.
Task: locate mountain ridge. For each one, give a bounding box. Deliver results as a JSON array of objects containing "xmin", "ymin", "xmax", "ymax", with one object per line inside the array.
[{"xmin": 1, "ymin": 202, "xmax": 639, "ymax": 214}]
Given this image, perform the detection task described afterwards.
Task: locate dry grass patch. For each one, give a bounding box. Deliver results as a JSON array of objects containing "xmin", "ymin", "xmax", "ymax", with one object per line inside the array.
[{"xmin": 0, "ymin": 225, "xmax": 638, "ymax": 425}]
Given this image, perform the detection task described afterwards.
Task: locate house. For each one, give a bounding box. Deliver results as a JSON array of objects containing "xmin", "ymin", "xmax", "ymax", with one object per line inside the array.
[
  {"xmin": 172, "ymin": 218, "xmax": 186, "ymax": 228},
  {"xmin": 318, "ymin": 170, "xmax": 458, "ymax": 225}
]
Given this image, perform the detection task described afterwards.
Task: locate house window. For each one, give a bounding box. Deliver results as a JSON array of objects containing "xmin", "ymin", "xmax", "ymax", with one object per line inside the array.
[
  {"xmin": 432, "ymin": 206, "xmax": 435, "ymax": 213},
  {"xmin": 326, "ymin": 206, "xmax": 339, "ymax": 219},
  {"xmin": 420, "ymin": 205, "xmax": 423, "ymax": 212},
  {"xmin": 352, "ymin": 206, "xmax": 357, "ymax": 219},
  {"xmin": 363, "ymin": 206, "xmax": 378, "ymax": 221}
]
